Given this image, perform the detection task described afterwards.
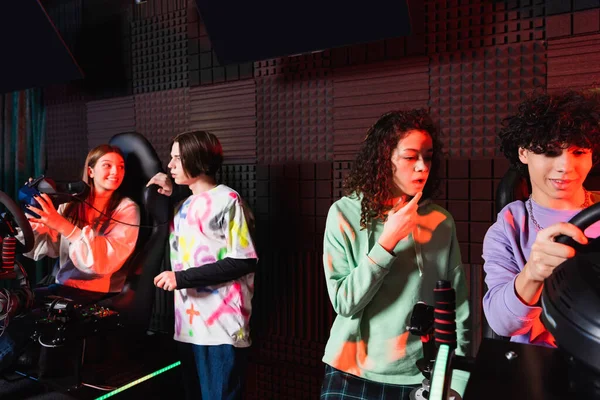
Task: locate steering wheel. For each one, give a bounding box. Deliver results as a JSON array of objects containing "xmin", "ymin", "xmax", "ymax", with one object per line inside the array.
[
  {"xmin": 542, "ymin": 201, "xmax": 600, "ymax": 376},
  {"xmin": 554, "ymin": 202, "xmax": 600, "ymax": 251},
  {"xmin": 0, "ymin": 190, "xmax": 34, "ymax": 253}
]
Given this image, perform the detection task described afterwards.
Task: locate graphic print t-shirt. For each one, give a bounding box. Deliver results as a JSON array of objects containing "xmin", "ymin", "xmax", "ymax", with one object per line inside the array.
[{"xmin": 170, "ymin": 185, "xmax": 257, "ymax": 347}]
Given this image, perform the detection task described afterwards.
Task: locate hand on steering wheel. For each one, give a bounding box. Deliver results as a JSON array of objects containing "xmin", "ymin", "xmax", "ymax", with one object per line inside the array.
[{"xmin": 525, "ymin": 222, "xmax": 588, "ymax": 282}]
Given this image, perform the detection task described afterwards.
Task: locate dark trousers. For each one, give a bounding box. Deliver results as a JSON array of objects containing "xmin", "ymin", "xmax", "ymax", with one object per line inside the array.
[{"xmin": 178, "ymin": 341, "xmax": 248, "ymax": 400}]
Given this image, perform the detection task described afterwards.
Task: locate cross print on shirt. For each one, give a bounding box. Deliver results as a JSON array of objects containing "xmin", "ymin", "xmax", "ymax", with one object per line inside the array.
[{"xmin": 186, "ymin": 303, "xmax": 200, "ymax": 324}]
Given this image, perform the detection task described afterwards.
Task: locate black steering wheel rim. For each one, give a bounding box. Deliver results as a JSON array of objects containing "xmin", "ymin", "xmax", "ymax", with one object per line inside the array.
[
  {"xmin": 554, "ymin": 202, "xmax": 600, "ymax": 249},
  {"xmin": 0, "ymin": 190, "xmax": 34, "ymax": 253},
  {"xmin": 541, "ymin": 201, "xmax": 600, "ymax": 376}
]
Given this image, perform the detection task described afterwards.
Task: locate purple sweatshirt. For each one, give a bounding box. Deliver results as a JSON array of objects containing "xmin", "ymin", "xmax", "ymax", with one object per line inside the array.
[{"xmin": 482, "ymin": 194, "xmax": 600, "ymax": 347}]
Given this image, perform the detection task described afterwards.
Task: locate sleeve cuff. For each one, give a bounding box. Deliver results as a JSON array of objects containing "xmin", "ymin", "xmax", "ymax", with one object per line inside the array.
[
  {"xmin": 450, "ymin": 369, "xmax": 470, "ymax": 397},
  {"xmin": 63, "ymin": 226, "xmax": 82, "ymax": 242},
  {"xmin": 366, "ymin": 242, "xmax": 397, "ymax": 270},
  {"xmin": 174, "ymin": 271, "xmax": 186, "ymax": 289},
  {"xmin": 504, "ymin": 274, "xmax": 542, "ymax": 320}
]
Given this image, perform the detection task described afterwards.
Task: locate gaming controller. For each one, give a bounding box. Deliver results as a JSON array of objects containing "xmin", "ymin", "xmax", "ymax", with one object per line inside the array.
[{"xmin": 17, "ymin": 176, "xmax": 89, "ymax": 218}]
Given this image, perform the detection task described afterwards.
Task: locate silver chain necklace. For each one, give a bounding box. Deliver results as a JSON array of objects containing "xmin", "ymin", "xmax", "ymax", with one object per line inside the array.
[{"xmin": 527, "ymin": 190, "xmax": 591, "ymax": 231}]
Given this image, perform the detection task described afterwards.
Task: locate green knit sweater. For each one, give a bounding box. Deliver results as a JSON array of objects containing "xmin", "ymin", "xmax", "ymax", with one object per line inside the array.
[{"xmin": 322, "ymin": 194, "xmax": 470, "ymax": 386}]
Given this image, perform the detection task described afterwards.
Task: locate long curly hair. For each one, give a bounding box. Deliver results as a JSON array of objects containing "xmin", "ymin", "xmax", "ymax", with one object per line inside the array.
[
  {"xmin": 344, "ymin": 109, "xmax": 443, "ymax": 230},
  {"xmin": 499, "ymin": 89, "xmax": 600, "ymax": 177}
]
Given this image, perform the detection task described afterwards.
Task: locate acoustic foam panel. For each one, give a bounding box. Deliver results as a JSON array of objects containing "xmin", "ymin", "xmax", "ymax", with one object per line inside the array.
[
  {"xmin": 218, "ymin": 164, "xmax": 257, "ymax": 210},
  {"xmin": 546, "ymin": 0, "xmax": 600, "ymax": 15},
  {"xmin": 425, "ymin": 0, "xmax": 545, "ymax": 53},
  {"xmin": 429, "ymin": 41, "xmax": 547, "ymax": 158},
  {"xmin": 131, "ymin": 10, "xmax": 188, "ymax": 94},
  {"xmin": 132, "ymin": 0, "xmax": 188, "ymax": 20},
  {"xmin": 256, "ymin": 54, "xmax": 333, "ymax": 163},
  {"xmin": 86, "ymin": 96, "xmax": 136, "ymax": 150},
  {"xmin": 547, "ymin": 8, "xmax": 600, "ymax": 38},
  {"xmin": 548, "ymin": 33, "xmax": 600, "ymax": 91},
  {"xmin": 189, "ymin": 80, "xmax": 257, "ymax": 164},
  {"xmin": 134, "ymin": 88, "xmax": 190, "ymax": 166},
  {"xmin": 332, "ymin": 57, "xmax": 429, "ymax": 160}
]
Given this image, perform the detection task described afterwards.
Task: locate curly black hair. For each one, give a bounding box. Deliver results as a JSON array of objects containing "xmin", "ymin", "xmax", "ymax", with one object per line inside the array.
[
  {"xmin": 499, "ymin": 89, "xmax": 600, "ymax": 177},
  {"xmin": 344, "ymin": 109, "xmax": 443, "ymax": 230}
]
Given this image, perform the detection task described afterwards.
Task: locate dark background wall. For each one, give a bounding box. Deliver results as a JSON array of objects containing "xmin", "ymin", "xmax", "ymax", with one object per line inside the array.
[{"xmin": 37, "ymin": 0, "xmax": 600, "ymax": 398}]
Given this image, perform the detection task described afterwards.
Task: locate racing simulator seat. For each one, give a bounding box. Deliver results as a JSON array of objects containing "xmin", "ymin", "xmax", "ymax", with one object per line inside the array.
[{"xmin": 482, "ymin": 166, "xmax": 529, "ymax": 342}]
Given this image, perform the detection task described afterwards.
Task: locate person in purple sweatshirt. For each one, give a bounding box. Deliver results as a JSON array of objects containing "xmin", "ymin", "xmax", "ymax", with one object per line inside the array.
[{"xmin": 483, "ymin": 89, "xmax": 600, "ymax": 347}]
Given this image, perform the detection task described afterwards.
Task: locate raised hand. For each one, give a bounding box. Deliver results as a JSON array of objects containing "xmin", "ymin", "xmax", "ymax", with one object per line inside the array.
[
  {"xmin": 147, "ymin": 172, "xmax": 173, "ymax": 196},
  {"xmin": 378, "ymin": 192, "xmax": 422, "ymax": 253},
  {"xmin": 26, "ymin": 193, "xmax": 72, "ymax": 234}
]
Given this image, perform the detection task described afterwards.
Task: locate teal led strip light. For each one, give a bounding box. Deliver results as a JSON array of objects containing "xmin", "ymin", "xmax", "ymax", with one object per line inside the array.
[
  {"xmin": 95, "ymin": 361, "xmax": 181, "ymax": 400},
  {"xmin": 429, "ymin": 344, "xmax": 450, "ymax": 400}
]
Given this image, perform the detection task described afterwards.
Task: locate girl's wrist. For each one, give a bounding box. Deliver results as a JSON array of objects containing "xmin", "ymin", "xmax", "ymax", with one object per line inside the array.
[{"xmin": 378, "ymin": 234, "xmax": 397, "ymax": 253}]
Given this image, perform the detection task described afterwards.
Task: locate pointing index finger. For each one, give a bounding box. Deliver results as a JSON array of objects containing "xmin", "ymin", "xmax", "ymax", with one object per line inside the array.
[{"xmin": 407, "ymin": 192, "xmax": 422, "ymax": 208}]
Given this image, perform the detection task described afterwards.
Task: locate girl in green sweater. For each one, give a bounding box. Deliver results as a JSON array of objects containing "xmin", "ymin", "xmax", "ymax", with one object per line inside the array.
[{"xmin": 320, "ymin": 109, "xmax": 470, "ymax": 399}]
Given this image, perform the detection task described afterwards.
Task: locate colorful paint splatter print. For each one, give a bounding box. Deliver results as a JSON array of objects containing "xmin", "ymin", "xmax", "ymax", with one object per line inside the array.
[{"xmin": 171, "ymin": 185, "xmax": 257, "ymax": 347}]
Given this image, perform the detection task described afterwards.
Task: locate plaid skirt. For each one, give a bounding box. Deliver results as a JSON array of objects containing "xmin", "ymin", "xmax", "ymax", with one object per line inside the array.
[{"xmin": 320, "ymin": 364, "xmax": 420, "ymax": 400}]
